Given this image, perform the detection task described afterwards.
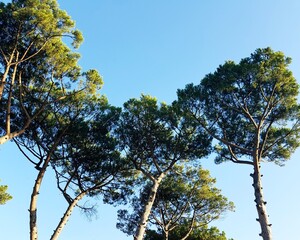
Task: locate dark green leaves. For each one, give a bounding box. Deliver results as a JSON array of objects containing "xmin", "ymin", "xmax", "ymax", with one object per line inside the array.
[
  {"xmin": 150, "ymin": 166, "xmax": 234, "ymax": 230},
  {"xmin": 0, "ymin": 0, "xmax": 88, "ymax": 144},
  {"xmin": 118, "ymin": 165, "xmax": 234, "ymax": 239},
  {"xmin": 177, "ymin": 48, "xmax": 300, "ymax": 165},
  {"xmin": 117, "ymin": 95, "xmax": 211, "ymax": 176}
]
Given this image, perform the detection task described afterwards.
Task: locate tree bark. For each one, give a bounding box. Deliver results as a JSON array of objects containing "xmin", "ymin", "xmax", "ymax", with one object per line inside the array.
[
  {"xmin": 164, "ymin": 231, "xmax": 169, "ymax": 240},
  {"xmin": 134, "ymin": 173, "xmax": 165, "ymax": 240},
  {"xmin": 29, "ymin": 167, "xmax": 46, "ymax": 240},
  {"xmin": 251, "ymin": 162, "xmax": 272, "ymax": 240},
  {"xmin": 50, "ymin": 192, "xmax": 87, "ymax": 240},
  {"xmin": 0, "ymin": 60, "xmax": 13, "ymax": 101},
  {"xmin": 29, "ymin": 132, "xmax": 66, "ymax": 240}
]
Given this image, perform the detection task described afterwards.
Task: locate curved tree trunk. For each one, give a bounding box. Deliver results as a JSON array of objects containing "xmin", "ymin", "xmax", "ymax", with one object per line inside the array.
[
  {"xmin": 251, "ymin": 162, "xmax": 272, "ymax": 240},
  {"xmin": 50, "ymin": 192, "xmax": 87, "ymax": 240},
  {"xmin": 181, "ymin": 210, "xmax": 196, "ymax": 240},
  {"xmin": 134, "ymin": 173, "xmax": 165, "ymax": 240}
]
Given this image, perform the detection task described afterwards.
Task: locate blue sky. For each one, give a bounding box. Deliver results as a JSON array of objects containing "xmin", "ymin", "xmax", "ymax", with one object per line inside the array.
[{"xmin": 1, "ymin": 0, "xmax": 300, "ymax": 239}]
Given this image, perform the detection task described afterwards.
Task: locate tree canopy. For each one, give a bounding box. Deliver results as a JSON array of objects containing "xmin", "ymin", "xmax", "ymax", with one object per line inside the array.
[
  {"xmin": 176, "ymin": 47, "xmax": 300, "ymax": 240},
  {"xmin": 13, "ymin": 84, "xmax": 125, "ymax": 239},
  {"xmin": 116, "ymin": 95, "xmax": 212, "ymax": 240},
  {"xmin": 3, "ymin": 1, "xmax": 298, "ymax": 240},
  {"xmin": 145, "ymin": 226, "xmax": 233, "ymax": 240},
  {"xmin": 0, "ymin": 0, "xmax": 101, "ymax": 144},
  {"xmin": 177, "ymin": 48, "xmax": 300, "ymax": 166},
  {"xmin": 120, "ymin": 165, "xmax": 234, "ymax": 240}
]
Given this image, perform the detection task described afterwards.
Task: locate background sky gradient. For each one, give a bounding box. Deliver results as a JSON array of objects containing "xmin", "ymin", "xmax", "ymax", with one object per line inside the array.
[{"xmin": 1, "ymin": 1, "xmax": 300, "ymax": 239}]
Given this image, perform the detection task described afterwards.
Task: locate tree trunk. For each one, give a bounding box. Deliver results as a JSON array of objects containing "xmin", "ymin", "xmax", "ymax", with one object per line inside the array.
[
  {"xmin": 134, "ymin": 173, "xmax": 165, "ymax": 240},
  {"xmin": 164, "ymin": 230, "xmax": 169, "ymax": 240},
  {"xmin": 29, "ymin": 168, "xmax": 46, "ymax": 240},
  {"xmin": 29, "ymin": 135, "xmax": 64, "ymax": 240},
  {"xmin": 50, "ymin": 192, "xmax": 87, "ymax": 240},
  {"xmin": 0, "ymin": 62, "xmax": 11, "ymax": 101},
  {"xmin": 251, "ymin": 162, "xmax": 272, "ymax": 240}
]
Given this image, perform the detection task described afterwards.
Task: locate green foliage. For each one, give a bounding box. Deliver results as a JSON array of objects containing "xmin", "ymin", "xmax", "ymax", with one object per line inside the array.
[
  {"xmin": 119, "ymin": 165, "xmax": 234, "ymax": 239},
  {"xmin": 80, "ymin": 69, "xmax": 103, "ymax": 96},
  {"xmin": 14, "ymin": 89, "xmax": 127, "ymax": 201},
  {"xmin": 117, "ymin": 94, "xmax": 211, "ymax": 177},
  {"xmin": 51, "ymin": 102, "xmax": 128, "ymax": 203},
  {"xmin": 0, "ymin": 1, "xmax": 109, "ymax": 238},
  {"xmin": 13, "ymin": 66, "xmax": 125, "ymax": 238},
  {"xmin": 176, "ymin": 47, "xmax": 300, "ymax": 165},
  {"xmin": 0, "ymin": 0, "xmax": 83, "ymax": 76},
  {"xmin": 145, "ymin": 226, "xmax": 233, "ymax": 240},
  {"xmin": 152, "ymin": 166, "xmax": 234, "ymax": 225},
  {"xmin": 0, "ymin": 0, "xmax": 99, "ymax": 144},
  {"xmin": 116, "ymin": 95, "xmax": 212, "ymax": 236},
  {"xmin": 0, "ymin": 180, "xmax": 12, "ymax": 205}
]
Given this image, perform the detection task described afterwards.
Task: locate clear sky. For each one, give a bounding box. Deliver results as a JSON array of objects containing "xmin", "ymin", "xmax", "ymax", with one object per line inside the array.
[{"xmin": 1, "ymin": 0, "xmax": 300, "ymax": 239}]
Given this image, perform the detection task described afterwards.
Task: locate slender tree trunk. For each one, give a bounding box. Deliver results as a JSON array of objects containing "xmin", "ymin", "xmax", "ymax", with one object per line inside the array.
[
  {"xmin": 134, "ymin": 173, "xmax": 165, "ymax": 240},
  {"xmin": 0, "ymin": 63, "xmax": 12, "ymax": 101},
  {"xmin": 251, "ymin": 162, "xmax": 272, "ymax": 240},
  {"xmin": 0, "ymin": 56, "xmax": 26, "ymax": 145},
  {"xmin": 6, "ymin": 58, "xmax": 18, "ymax": 138},
  {"xmin": 0, "ymin": 63, "xmax": 13, "ymax": 144},
  {"xmin": 0, "ymin": 46, "xmax": 17, "ymax": 101},
  {"xmin": 30, "ymin": 166, "xmax": 47, "ymax": 240},
  {"xmin": 29, "ymin": 134, "xmax": 65, "ymax": 240},
  {"xmin": 164, "ymin": 230, "xmax": 169, "ymax": 240},
  {"xmin": 50, "ymin": 192, "xmax": 87, "ymax": 240}
]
